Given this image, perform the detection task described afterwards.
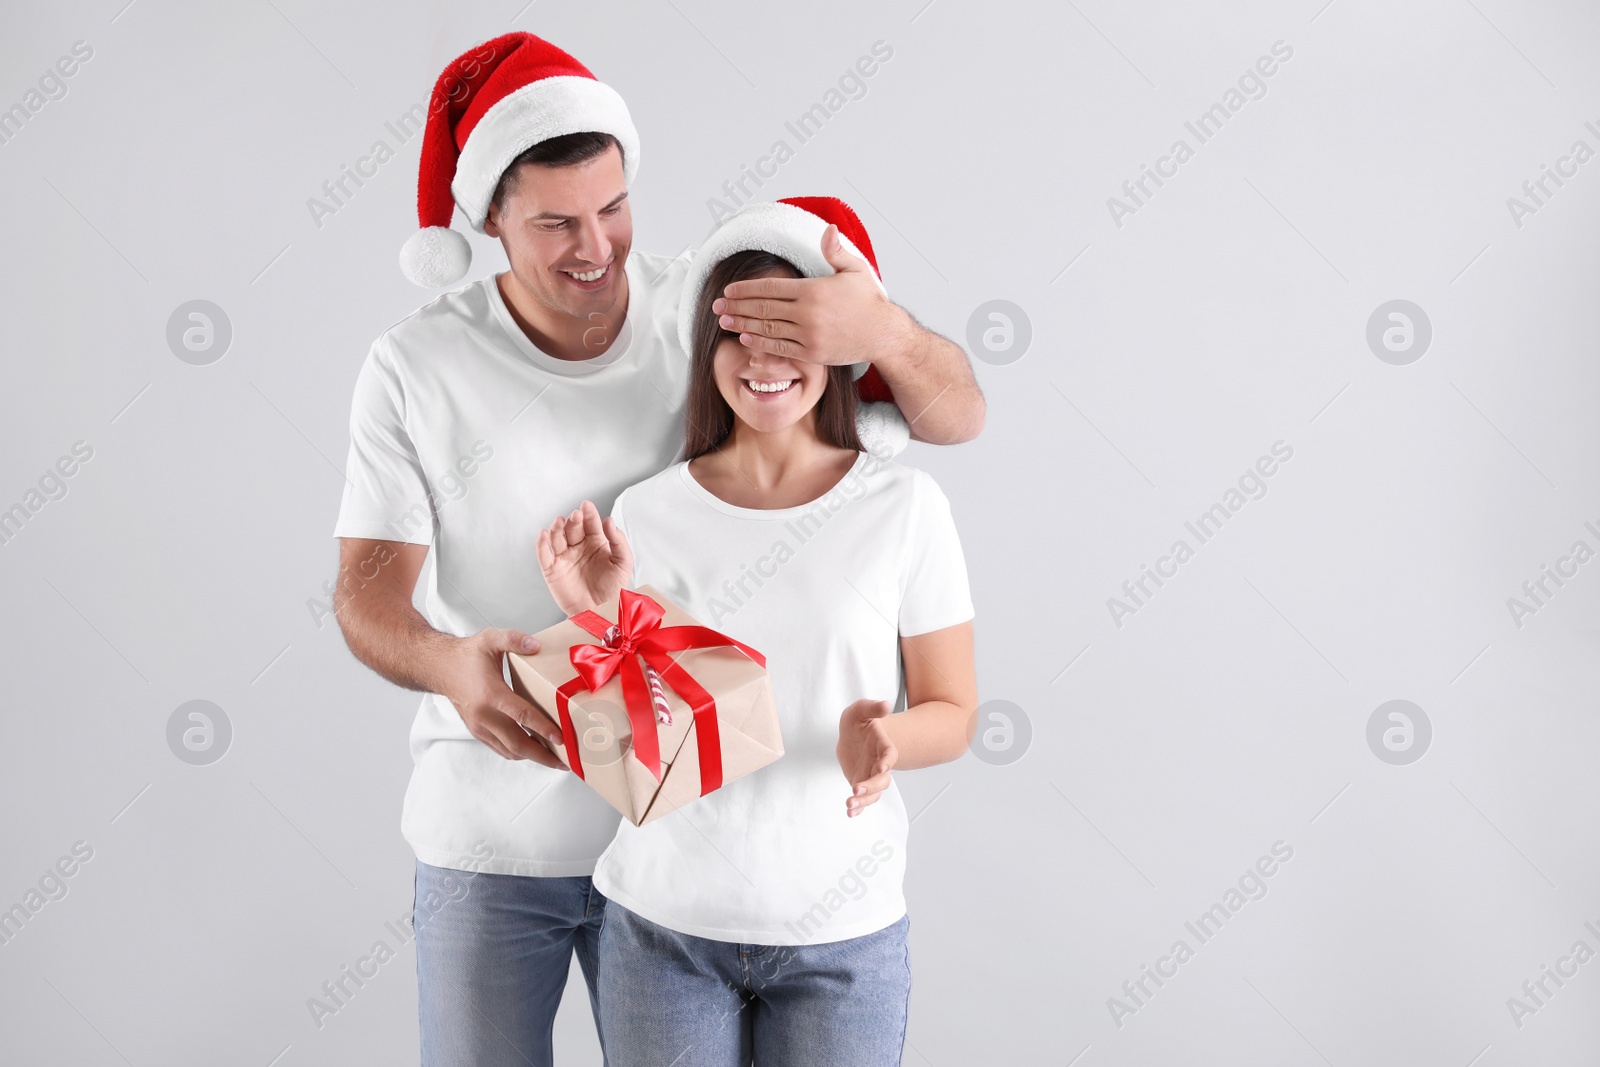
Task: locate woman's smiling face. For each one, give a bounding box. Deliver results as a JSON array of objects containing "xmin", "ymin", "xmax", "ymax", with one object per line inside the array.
[{"xmin": 710, "ymin": 265, "xmax": 831, "ymax": 435}]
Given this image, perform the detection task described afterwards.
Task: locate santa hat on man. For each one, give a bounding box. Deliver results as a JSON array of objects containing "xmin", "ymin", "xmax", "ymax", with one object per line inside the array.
[
  {"xmin": 399, "ymin": 31, "xmax": 640, "ymax": 288},
  {"xmin": 401, "ymin": 38, "xmax": 910, "ymax": 457},
  {"xmin": 680, "ymin": 196, "xmax": 910, "ymax": 458}
]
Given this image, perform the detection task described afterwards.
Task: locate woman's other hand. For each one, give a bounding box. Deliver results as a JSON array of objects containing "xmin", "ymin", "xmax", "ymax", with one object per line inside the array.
[
  {"xmin": 836, "ymin": 698, "xmax": 898, "ymax": 818},
  {"xmin": 535, "ymin": 500, "xmax": 633, "ymax": 616}
]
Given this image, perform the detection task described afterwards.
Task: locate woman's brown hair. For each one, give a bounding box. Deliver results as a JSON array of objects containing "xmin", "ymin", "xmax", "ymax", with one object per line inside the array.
[{"xmin": 683, "ymin": 249, "xmax": 863, "ymax": 460}]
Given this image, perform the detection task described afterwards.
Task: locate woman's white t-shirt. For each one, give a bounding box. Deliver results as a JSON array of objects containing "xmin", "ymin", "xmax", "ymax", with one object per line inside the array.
[{"xmin": 592, "ymin": 451, "xmax": 973, "ymax": 945}]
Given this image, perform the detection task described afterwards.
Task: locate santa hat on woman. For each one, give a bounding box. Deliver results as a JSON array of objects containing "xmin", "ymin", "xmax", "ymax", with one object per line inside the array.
[
  {"xmin": 680, "ymin": 197, "xmax": 911, "ymax": 459},
  {"xmin": 401, "ymin": 40, "xmax": 910, "ymax": 457},
  {"xmin": 399, "ymin": 31, "xmax": 641, "ymax": 288}
]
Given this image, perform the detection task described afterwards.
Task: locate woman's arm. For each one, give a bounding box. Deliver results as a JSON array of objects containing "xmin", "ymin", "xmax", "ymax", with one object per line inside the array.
[
  {"xmin": 536, "ymin": 499, "xmax": 633, "ymax": 616},
  {"xmin": 884, "ymin": 621, "xmax": 978, "ymax": 767},
  {"xmin": 838, "ymin": 620, "xmax": 978, "ymax": 816}
]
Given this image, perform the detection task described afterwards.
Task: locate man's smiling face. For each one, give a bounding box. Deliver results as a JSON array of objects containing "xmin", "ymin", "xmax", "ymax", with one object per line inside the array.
[{"xmin": 484, "ymin": 144, "xmax": 632, "ymax": 329}]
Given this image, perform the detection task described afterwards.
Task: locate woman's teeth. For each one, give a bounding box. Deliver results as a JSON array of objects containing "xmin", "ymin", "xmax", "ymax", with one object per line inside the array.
[
  {"xmin": 745, "ymin": 379, "xmax": 796, "ymax": 394},
  {"xmin": 564, "ymin": 265, "xmax": 608, "ymax": 282}
]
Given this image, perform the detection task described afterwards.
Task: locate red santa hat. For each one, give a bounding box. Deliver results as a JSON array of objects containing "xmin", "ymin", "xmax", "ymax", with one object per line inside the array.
[
  {"xmin": 399, "ymin": 32, "xmax": 640, "ymax": 288},
  {"xmin": 678, "ymin": 196, "xmax": 909, "ymax": 456}
]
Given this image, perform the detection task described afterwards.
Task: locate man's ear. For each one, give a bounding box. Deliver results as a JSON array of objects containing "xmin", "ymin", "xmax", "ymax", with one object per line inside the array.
[{"xmin": 483, "ymin": 207, "xmax": 501, "ymax": 239}]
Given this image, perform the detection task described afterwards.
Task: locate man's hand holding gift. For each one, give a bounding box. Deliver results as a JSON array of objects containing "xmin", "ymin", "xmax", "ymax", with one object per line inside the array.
[{"xmin": 442, "ymin": 626, "xmax": 570, "ymax": 767}]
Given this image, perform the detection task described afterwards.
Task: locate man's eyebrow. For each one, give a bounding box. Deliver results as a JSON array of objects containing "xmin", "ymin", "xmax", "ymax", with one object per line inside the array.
[{"xmin": 530, "ymin": 191, "xmax": 629, "ymax": 221}]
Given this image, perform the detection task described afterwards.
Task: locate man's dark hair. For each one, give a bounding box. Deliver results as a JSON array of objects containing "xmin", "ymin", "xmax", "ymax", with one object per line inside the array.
[{"xmin": 489, "ymin": 131, "xmax": 622, "ymax": 216}]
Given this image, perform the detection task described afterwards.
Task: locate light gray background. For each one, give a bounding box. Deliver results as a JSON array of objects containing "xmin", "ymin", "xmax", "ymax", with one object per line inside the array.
[{"xmin": 3, "ymin": 0, "xmax": 1598, "ymax": 1063}]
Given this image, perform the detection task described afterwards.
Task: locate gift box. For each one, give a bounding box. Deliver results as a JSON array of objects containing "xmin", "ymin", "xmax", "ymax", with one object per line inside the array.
[{"xmin": 507, "ymin": 585, "xmax": 783, "ymax": 825}]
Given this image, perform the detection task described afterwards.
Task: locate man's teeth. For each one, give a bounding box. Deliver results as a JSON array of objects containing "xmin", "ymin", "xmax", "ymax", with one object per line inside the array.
[
  {"xmin": 746, "ymin": 379, "xmax": 796, "ymax": 394},
  {"xmin": 564, "ymin": 266, "xmax": 607, "ymax": 282}
]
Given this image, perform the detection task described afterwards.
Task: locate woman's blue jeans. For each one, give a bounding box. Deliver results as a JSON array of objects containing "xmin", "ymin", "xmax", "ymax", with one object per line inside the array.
[{"xmin": 597, "ymin": 900, "xmax": 912, "ymax": 1067}]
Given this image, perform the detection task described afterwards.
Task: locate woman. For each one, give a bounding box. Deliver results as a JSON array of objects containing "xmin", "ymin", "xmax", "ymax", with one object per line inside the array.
[{"xmin": 535, "ymin": 197, "xmax": 978, "ymax": 1066}]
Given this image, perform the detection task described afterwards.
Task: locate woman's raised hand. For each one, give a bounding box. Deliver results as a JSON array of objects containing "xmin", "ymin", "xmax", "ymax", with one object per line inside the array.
[
  {"xmin": 535, "ymin": 500, "xmax": 633, "ymax": 616},
  {"xmin": 836, "ymin": 699, "xmax": 899, "ymax": 818}
]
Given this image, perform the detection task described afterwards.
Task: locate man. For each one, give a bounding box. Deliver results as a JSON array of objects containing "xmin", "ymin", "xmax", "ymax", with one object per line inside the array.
[{"xmin": 331, "ymin": 30, "xmax": 983, "ymax": 1067}]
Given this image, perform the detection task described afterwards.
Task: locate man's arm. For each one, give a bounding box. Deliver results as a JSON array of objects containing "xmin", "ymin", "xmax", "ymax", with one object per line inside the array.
[
  {"xmin": 868, "ymin": 304, "xmax": 985, "ymax": 445},
  {"xmin": 333, "ymin": 536, "xmax": 567, "ymax": 767},
  {"xmin": 713, "ymin": 224, "xmax": 985, "ymax": 445}
]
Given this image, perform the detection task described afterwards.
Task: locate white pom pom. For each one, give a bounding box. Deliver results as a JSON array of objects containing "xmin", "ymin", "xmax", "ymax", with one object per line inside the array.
[
  {"xmin": 855, "ymin": 401, "xmax": 910, "ymax": 459},
  {"xmin": 399, "ymin": 226, "xmax": 471, "ymax": 288}
]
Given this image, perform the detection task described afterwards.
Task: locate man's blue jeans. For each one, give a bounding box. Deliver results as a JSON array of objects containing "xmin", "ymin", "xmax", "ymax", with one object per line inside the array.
[
  {"xmin": 598, "ymin": 901, "xmax": 912, "ymax": 1067},
  {"xmin": 414, "ymin": 861, "xmax": 608, "ymax": 1067}
]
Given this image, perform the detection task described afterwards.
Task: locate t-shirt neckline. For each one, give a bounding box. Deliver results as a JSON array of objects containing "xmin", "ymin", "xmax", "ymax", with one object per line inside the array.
[
  {"xmin": 677, "ymin": 450, "xmax": 871, "ymax": 519},
  {"xmin": 485, "ymin": 257, "xmax": 639, "ymax": 377}
]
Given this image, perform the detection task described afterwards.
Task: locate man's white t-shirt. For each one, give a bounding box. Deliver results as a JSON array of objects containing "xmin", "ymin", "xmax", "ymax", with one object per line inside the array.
[
  {"xmin": 333, "ymin": 250, "xmax": 690, "ymax": 877},
  {"xmin": 593, "ymin": 452, "xmax": 974, "ymax": 945}
]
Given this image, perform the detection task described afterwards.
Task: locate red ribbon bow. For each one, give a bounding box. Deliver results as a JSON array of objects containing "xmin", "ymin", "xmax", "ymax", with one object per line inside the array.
[{"xmin": 553, "ymin": 588, "xmax": 766, "ymax": 795}]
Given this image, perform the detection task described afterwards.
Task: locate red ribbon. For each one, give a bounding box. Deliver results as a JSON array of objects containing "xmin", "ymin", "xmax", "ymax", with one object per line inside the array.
[{"xmin": 552, "ymin": 589, "xmax": 766, "ymax": 796}]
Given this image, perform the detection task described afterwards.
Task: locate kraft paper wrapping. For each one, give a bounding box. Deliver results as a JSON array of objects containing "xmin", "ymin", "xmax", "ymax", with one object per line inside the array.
[{"xmin": 508, "ymin": 584, "xmax": 783, "ymax": 826}]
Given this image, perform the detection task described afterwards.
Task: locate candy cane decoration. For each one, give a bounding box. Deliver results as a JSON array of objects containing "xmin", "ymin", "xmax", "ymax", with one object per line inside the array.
[{"xmin": 646, "ymin": 664, "xmax": 672, "ymax": 725}]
